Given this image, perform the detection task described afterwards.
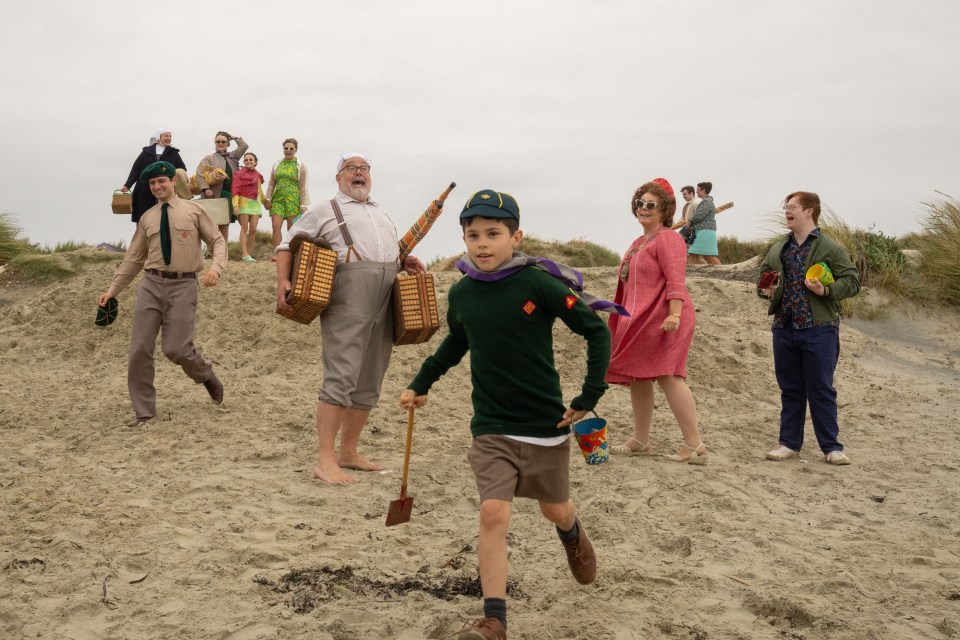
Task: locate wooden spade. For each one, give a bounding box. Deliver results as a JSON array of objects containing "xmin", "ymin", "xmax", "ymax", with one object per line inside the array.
[{"xmin": 385, "ymin": 407, "xmax": 416, "ymax": 527}]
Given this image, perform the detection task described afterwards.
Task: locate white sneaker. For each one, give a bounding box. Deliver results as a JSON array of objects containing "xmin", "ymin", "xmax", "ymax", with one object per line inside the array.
[
  {"xmin": 765, "ymin": 445, "xmax": 799, "ymax": 461},
  {"xmin": 825, "ymin": 450, "xmax": 851, "ymax": 465}
]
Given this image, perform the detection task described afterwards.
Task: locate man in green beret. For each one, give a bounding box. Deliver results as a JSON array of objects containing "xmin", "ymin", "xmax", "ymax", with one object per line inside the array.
[{"xmin": 99, "ymin": 160, "xmax": 228, "ymax": 424}]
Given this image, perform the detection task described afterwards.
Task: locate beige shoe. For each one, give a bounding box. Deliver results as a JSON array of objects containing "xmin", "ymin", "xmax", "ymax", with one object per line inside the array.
[
  {"xmin": 825, "ymin": 450, "xmax": 851, "ymax": 465},
  {"xmin": 765, "ymin": 445, "xmax": 799, "ymax": 461},
  {"xmin": 610, "ymin": 437, "xmax": 652, "ymax": 456},
  {"xmin": 664, "ymin": 442, "xmax": 707, "ymax": 465}
]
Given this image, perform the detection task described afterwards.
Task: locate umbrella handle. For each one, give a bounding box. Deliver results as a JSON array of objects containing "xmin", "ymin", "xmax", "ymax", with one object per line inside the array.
[{"xmin": 400, "ymin": 406, "xmax": 415, "ymax": 498}]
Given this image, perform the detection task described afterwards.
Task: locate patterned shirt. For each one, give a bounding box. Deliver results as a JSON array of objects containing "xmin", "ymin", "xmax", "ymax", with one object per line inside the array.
[{"xmin": 773, "ymin": 228, "xmax": 838, "ymax": 329}]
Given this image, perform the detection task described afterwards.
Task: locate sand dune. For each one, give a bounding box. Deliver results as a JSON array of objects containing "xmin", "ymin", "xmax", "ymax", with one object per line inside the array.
[{"xmin": 1, "ymin": 256, "xmax": 959, "ymax": 639}]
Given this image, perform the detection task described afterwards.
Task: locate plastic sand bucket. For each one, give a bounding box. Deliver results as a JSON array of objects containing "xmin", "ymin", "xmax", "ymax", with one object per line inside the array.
[
  {"xmin": 573, "ymin": 414, "xmax": 608, "ymax": 465},
  {"xmin": 805, "ymin": 262, "xmax": 834, "ymax": 285}
]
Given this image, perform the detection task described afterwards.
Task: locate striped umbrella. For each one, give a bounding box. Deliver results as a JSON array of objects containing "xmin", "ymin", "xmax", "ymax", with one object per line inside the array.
[{"xmin": 398, "ymin": 182, "xmax": 457, "ymax": 262}]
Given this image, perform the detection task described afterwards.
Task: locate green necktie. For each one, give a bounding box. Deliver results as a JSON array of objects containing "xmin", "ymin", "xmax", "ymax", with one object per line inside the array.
[{"xmin": 160, "ymin": 203, "xmax": 172, "ymax": 265}]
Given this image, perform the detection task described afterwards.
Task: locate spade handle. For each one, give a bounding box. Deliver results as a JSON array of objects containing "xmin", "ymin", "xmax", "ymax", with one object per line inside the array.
[{"xmin": 399, "ymin": 407, "xmax": 415, "ymax": 499}]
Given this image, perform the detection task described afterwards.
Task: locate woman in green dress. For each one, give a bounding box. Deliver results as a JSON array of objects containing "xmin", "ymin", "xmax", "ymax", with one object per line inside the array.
[{"xmin": 265, "ymin": 138, "xmax": 311, "ymax": 259}]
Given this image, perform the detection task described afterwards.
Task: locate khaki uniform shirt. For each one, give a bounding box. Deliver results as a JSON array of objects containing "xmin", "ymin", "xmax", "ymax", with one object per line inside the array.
[{"xmin": 107, "ymin": 196, "xmax": 227, "ymax": 296}]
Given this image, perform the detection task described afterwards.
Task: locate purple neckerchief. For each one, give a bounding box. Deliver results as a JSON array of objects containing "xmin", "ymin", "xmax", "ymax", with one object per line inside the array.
[{"xmin": 456, "ymin": 252, "xmax": 629, "ymax": 316}]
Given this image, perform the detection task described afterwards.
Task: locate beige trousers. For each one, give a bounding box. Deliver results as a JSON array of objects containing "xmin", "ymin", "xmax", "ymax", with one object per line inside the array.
[
  {"xmin": 128, "ymin": 272, "xmax": 212, "ymax": 419},
  {"xmin": 318, "ymin": 261, "xmax": 399, "ymax": 410}
]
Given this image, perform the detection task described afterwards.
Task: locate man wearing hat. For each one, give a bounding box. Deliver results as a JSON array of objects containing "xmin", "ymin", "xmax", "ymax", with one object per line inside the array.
[
  {"xmin": 275, "ymin": 153, "xmax": 425, "ymax": 485},
  {"xmin": 99, "ymin": 160, "xmax": 227, "ymax": 424}
]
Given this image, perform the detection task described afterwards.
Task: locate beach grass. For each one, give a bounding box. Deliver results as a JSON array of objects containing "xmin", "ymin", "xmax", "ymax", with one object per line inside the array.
[
  {"xmin": 913, "ymin": 195, "xmax": 960, "ymax": 305},
  {"xmin": 1, "ymin": 212, "xmax": 25, "ymax": 265}
]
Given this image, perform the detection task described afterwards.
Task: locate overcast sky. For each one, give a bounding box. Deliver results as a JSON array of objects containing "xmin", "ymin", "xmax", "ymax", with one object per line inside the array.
[{"xmin": 1, "ymin": 1, "xmax": 958, "ymax": 261}]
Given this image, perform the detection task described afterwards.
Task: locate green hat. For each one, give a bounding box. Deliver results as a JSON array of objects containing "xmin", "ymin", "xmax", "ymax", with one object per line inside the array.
[
  {"xmin": 460, "ymin": 189, "xmax": 520, "ymax": 221},
  {"xmin": 140, "ymin": 161, "xmax": 176, "ymax": 182},
  {"xmin": 95, "ymin": 297, "xmax": 119, "ymax": 327}
]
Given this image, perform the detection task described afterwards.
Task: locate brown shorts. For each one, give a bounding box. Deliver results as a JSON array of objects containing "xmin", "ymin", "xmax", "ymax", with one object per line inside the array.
[{"xmin": 468, "ymin": 435, "xmax": 570, "ymax": 504}]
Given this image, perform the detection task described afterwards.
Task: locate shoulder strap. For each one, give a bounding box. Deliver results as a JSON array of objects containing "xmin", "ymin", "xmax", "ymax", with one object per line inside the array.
[{"xmin": 329, "ymin": 198, "xmax": 362, "ymax": 263}]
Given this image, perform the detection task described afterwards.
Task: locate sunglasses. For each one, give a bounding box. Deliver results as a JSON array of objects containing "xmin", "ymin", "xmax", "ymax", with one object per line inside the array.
[
  {"xmin": 283, "ymin": 147, "xmax": 296, "ymax": 151},
  {"xmin": 215, "ymin": 140, "xmax": 228, "ymax": 144},
  {"xmin": 635, "ymin": 200, "xmax": 659, "ymax": 211}
]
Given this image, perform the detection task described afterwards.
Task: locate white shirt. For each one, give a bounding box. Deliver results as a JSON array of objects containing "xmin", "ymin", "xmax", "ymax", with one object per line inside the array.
[
  {"xmin": 277, "ymin": 191, "xmax": 399, "ymax": 263},
  {"xmin": 682, "ymin": 197, "xmax": 702, "ymax": 222}
]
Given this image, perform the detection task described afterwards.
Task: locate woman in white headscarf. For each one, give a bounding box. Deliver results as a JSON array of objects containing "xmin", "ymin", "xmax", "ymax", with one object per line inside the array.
[{"xmin": 120, "ymin": 128, "xmax": 187, "ymax": 223}]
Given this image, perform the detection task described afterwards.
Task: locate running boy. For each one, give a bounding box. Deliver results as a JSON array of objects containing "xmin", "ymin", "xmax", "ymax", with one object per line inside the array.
[{"xmin": 400, "ymin": 189, "xmax": 612, "ymax": 640}]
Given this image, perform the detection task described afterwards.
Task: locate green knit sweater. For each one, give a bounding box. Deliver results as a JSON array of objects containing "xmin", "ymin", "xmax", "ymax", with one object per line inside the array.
[{"xmin": 408, "ymin": 267, "xmax": 611, "ymax": 438}]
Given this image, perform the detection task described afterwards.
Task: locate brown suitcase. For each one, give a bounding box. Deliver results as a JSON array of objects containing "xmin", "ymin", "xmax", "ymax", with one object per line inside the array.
[
  {"xmin": 392, "ymin": 272, "xmax": 440, "ymax": 345},
  {"xmin": 276, "ymin": 237, "xmax": 338, "ymax": 325}
]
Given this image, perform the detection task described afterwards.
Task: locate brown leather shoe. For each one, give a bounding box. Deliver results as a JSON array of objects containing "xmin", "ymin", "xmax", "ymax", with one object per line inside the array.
[
  {"xmin": 456, "ymin": 617, "xmax": 506, "ymax": 640},
  {"xmin": 203, "ymin": 371, "xmax": 223, "ymax": 405},
  {"xmin": 560, "ymin": 517, "xmax": 596, "ymax": 584}
]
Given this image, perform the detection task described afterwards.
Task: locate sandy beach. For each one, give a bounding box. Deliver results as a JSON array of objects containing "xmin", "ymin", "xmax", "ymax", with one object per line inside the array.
[{"xmin": 1, "ymin": 256, "xmax": 959, "ymax": 639}]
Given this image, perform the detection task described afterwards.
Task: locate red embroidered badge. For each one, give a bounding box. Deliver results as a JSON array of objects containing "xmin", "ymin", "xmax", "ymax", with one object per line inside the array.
[
  {"xmin": 522, "ymin": 300, "xmax": 536, "ymax": 315},
  {"xmin": 565, "ymin": 295, "xmax": 577, "ymax": 309},
  {"xmin": 181, "ymin": 231, "xmax": 189, "ymax": 239}
]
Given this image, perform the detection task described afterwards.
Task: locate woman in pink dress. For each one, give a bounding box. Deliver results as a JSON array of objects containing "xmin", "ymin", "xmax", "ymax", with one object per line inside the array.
[{"xmin": 606, "ymin": 178, "xmax": 707, "ymax": 464}]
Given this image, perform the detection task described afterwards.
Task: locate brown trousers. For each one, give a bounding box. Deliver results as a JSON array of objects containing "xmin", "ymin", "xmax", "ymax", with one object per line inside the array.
[{"xmin": 128, "ymin": 272, "xmax": 212, "ymax": 419}]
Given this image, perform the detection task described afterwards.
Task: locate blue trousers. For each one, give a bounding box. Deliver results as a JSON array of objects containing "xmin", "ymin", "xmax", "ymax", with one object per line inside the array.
[{"xmin": 772, "ymin": 325, "xmax": 843, "ymax": 453}]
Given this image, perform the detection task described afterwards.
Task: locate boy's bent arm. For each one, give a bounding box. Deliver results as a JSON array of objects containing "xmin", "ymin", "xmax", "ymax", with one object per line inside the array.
[
  {"xmin": 407, "ymin": 329, "xmax": 468, "ymax": 396},
  {"xmin": 407, "ymin": 296, "xmax": 469, "ymax": 397},
  {"xmin": 560, "ymin": 297, "xmax": 611, "ymax": 411}
]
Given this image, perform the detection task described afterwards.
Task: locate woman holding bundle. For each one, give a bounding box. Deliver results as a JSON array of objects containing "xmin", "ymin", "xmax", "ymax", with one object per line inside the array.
[
  {"xmin": 120, "ymin": 128, "xmax": 187, "ymax": 223},
  {"xmin": 606, "ymin": 178, "xmax": 707, "ymax": 464},
  {"xmin": 265, "ymin": 138, "xmax": 310, "ymax": 259},
  {"xmin": 198, "ymin": 131, "xmax": 249, "ymax": 245}
]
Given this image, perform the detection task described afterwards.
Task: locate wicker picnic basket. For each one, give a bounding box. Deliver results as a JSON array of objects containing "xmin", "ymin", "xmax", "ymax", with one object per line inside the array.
[
  {"xmin": 392, "ymin": 272, "xmax": 440, "ymax": 345},
  {"xmin": 174, "ymin": 169, "xmax": 193, "ymax": 200},
  {"xmin": 112, "ymin": 190, "xmax": 132, "ymax": 215},
  {"xmin": 276, "ymin": 237, "xmax": 338, "ymax": 325}
]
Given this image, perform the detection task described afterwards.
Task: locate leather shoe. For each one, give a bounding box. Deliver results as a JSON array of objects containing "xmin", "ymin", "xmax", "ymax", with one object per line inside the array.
[
  {"xmin": 560, "ymin": 517, "xmax": 596, "ymax": 585},
  {"xmin": 456, "ymin": 617, "xmax": 506, "ymax": 640},
  {"xmin": 203, "ymin": 371, "xmax": 223, "ymax": 405}
]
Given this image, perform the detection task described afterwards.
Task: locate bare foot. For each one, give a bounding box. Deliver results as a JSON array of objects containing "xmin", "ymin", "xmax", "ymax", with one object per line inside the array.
[
  {"xmin": 337, "ymin": 453, "xmax": 384, "ymax": 472},
  {"xmin": 312, "ymin": 460, "xmax": 356, "ymax": 484}
]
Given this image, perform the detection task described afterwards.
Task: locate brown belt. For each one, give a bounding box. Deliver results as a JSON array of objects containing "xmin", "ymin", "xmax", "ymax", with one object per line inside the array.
[{"xmin": 146, "ymin": 268, "xmax": 197, "ymax": 279}]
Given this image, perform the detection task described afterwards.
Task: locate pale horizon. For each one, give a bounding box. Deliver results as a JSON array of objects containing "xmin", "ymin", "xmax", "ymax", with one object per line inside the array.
[{"xmin": 1, "ymin": 1, "xmax": 958, "ymax": 262}]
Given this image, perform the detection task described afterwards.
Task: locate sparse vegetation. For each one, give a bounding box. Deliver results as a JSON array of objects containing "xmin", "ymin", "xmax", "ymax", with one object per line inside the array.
[
  {"xmin": 5, "ymin": 249, "xmax": 121, "ymax": 282},
  {"xmin": 717, "ymin": 236, "xmax": 766, "ymax": 265},
  {"xmin": 226, "ymin": 230, "xmax": 276, "ymax": 261},
  {"xmin": 430, "ymin": 234, "xmax": 620, "ymax": 271}
]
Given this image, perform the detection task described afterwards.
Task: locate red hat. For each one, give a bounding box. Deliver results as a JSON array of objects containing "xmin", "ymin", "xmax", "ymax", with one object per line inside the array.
[{"xmin": 652, "ymin": 177, "xmax": 674, "ymax": 198}]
